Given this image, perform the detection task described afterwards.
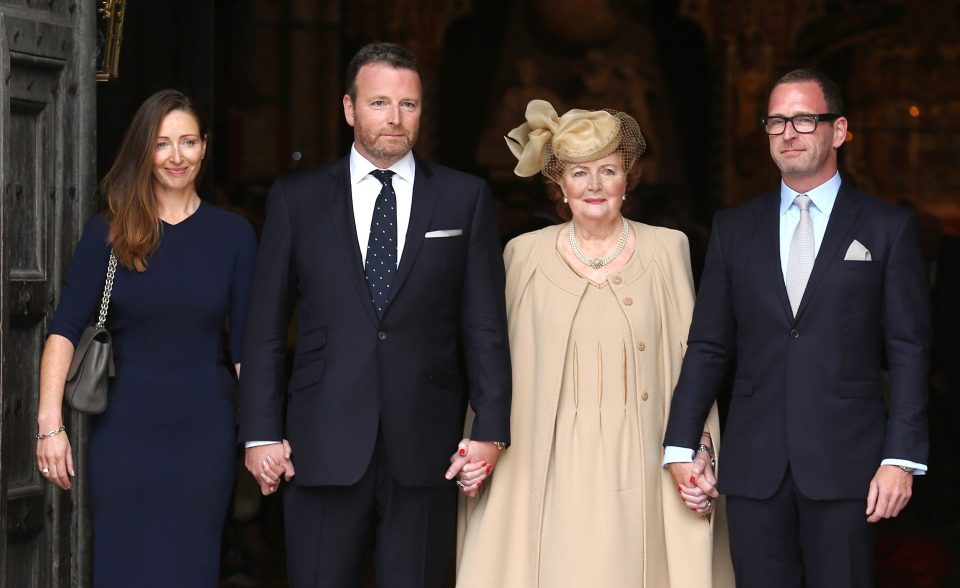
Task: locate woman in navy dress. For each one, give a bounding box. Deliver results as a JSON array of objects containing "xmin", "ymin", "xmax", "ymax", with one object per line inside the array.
[{"xmin": 35, "ymin": 89, "xmax": 256, "ymax": 587}]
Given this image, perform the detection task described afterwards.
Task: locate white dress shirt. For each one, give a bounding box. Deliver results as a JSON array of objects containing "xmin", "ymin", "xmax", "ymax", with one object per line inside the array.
[
  {"xmin": 246, "ymin": 146, "xmax": 418, "ymax": 449},
  {"xmin": 349, "ymin": 146, "xmax": 416, "ymax": 267},
  {"xmin": 663, "ymin": 172, "xmax": 926, "ymax": 474}
]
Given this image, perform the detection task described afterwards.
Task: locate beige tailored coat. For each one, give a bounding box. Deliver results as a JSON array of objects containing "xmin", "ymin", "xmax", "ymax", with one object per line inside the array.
[{"xmin": 457, "ymin": 221, "xmax": 733, "ymax": 588}]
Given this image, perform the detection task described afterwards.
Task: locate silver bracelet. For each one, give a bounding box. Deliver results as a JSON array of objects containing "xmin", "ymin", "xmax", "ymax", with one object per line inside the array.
[
  {"xmin": 35, "ymin": 425, "xmax": 66, "ymax": 440},
  {"xmin": 695, "ymin": 443, "xmax": 716, "ymax": 468}
]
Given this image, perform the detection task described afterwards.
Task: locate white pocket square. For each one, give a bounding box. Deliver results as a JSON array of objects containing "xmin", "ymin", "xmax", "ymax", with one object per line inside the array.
[
  {"xmin": 844, "ymin": 239, "xmax": 872, "ymax": 261},
  {"xmin": 424, "ymin": 229, "xmax": 462, "ymax": 238}
]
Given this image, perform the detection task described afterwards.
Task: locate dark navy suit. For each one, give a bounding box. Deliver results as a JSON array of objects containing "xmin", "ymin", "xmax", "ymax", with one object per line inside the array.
[
  {"xmin": 664, "ymin": 179, "xmax": 930, "ymax": 587},
  {"xmin": 239, "ymin": 155, "xmax": 511, "ymax": 586}
]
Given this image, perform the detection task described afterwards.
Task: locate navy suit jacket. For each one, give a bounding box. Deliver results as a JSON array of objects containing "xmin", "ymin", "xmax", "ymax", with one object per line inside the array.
[
  {"xmin": 664, "ymin": 179, "xmax": 930, "ymax": 500},
  {"xmin": 239, "ymin": 155, "xmax": 511, "ymax": 487}
]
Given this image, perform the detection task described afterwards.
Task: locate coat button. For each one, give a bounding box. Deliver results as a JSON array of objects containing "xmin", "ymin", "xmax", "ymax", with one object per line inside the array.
[
  {"xmin": 623, "ymin": 297, "xmax": 633, "ymax": 306},
  {"xmin": 641, "ymin": 391, "xmax": 649, "ymax": 401},
  {"xmin": 790, "ymin": 329, "xmax": 799, "ymax": 338},
  {"xmin": 637, "ymin": 341, "xmax": 645, "ymax": 351},
  {"xmin": 378, "ymin": 331, "xmax": 387, "ymax": 341},
  {"xmin": 611, "ymin": 275, "xmax": 623, "ymax": 285}
]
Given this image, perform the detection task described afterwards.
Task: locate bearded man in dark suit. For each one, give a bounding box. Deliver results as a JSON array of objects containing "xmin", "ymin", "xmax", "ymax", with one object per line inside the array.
[{"xmin": 239, "ymin": 42, "xmax": 511, "ymax": 587}]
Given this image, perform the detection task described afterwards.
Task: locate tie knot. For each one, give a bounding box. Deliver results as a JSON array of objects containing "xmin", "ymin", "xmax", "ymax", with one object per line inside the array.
[
  {"xmin": 371, "ymin": 169, "xmax": 395, "ymax": 186},
  {"xmin": 794, "ymin": 194, "xmax": 811, "ymax": 211}
]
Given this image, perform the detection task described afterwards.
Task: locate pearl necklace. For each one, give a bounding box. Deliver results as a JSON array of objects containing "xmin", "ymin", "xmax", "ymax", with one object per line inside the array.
[{"xmin": 568, "ymin": 216, "xmax": 629, "ymax": 269}]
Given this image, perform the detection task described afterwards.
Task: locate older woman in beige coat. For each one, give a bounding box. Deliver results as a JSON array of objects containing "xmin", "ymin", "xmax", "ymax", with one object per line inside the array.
[{"xmin": 456, "ymin": 100, "xmax": 733, "ymax": 587}]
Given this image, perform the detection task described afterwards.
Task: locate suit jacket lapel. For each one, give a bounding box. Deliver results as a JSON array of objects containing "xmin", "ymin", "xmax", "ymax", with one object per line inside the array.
[
  {"xmin": 327, "ymin": 157, "xmax": 379, "ymax": 326},
  {"xmin": 795, "ymin": 180, "xmax": 861, "ymax": 320},
  {"xmin": 759, "ymin": 191, "xmax": 794, "ymax": 322},
  {"xmin": 386, "ymin": 156, "xmax": 440, "ymax": 313}
]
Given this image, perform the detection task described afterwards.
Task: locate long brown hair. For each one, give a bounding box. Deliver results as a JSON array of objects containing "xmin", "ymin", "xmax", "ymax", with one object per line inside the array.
[{"xmin": 101, "ymin": 89, "xmax": 208, "ymax": 271}]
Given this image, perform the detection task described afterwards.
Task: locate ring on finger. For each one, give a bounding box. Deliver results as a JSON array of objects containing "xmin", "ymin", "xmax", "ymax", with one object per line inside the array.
[
  {"xmin": 455, "ymin": 480, "xmax": 465, "ymax": 489},
  {"xmin": 705, "ymin": 498, "xmax": 713, "ymax": 509},
  {"xmin": 40, "ymin": 466, "xmax": 49, "ymax": 474}
]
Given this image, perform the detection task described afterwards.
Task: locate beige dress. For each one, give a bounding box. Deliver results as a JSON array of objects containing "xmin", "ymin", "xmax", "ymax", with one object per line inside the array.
[
  {"xmin": 456, "ymin": 222, "xmax": 733, "ymax": 588},
  {"xmin": 541, "ymin": 265, "xmax": 662, "ymax": 587}
]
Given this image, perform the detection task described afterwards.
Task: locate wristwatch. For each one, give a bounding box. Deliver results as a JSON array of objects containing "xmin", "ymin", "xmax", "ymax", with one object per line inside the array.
[
  {"xmin": 896, "ymin": 465, "xmax": 915, "ymax": 475},
  {"xmin": 492, "ymin": 441, "xmax": 508, "ymax": 450},
  {"xmin": 695, "ymin": 444, "xmax": 716, "ymax": 468}
]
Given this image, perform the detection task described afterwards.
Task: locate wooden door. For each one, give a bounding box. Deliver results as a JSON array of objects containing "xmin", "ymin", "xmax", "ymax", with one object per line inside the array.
[{"xmin": 0, "ymin": 1, "xmax": 96, "ymax": 586}]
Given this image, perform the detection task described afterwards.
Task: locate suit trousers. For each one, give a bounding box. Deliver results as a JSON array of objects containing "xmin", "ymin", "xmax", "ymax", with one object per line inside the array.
[
  {"xmin": 283, "ymin": 429, "xmax": 457, "ymax": 588},
  {"xmin": 726, "ymin": 467, "xmax": 875, "ymax": 588}
]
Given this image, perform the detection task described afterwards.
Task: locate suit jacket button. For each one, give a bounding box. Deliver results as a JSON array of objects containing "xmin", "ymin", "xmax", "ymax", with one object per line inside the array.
[
  {"xmin": 790, "ymin": 329, "xmax": 799, "ymax": 338},
  {"xmin": 636, "ymin": 341, "xmax": 645, "ymax": 351},
  {"xmin": 611, "ymin": 275, "xmax": 623, "ymax": 285},
  {"xmin": 623, "ymin": 297, "xmax": 633, "ymax": 306},
  {"xmin": 641, "ymin": 391, "xmax": 649, "ymax": 401},
  {"xmin": 378, "ymin": 331, "xmax": 387, "ymax": 341}
]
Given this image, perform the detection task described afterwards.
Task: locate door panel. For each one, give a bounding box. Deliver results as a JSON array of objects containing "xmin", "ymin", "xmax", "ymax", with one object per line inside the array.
[{"xmin": 1, "ymin": 4, "xmax": 95, "ymax": 587}]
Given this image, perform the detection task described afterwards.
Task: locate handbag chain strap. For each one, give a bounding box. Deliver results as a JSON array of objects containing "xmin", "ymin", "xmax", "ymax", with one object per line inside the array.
[{"xmin": 95, "ymin": 250, "xmax": 118, "ymax": 329}]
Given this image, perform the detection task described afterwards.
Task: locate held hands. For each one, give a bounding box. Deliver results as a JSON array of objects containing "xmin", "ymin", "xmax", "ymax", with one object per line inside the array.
[
  {"xmin": 668, "ymin": 452, "xmax": 718, "ymax": 517},
  {"xmin": 244, "ymin": 439, "xmax": 295, "ymax": 496},
  {"xmin": 866, "ymin": 465, "xmax": 913, "ymax": 523},
  {"xmin": 36, "ymin": 428, "xmax": 74, "ymax": 490},
  {"xmin": 446, "ymin": 438, "xmax": 501, "ymax": 498}
]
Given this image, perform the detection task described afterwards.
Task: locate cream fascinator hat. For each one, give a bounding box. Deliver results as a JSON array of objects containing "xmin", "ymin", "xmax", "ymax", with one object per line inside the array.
[{"xmin": 504, "ymin": 99, "xmax": 646, "ymax": 182}]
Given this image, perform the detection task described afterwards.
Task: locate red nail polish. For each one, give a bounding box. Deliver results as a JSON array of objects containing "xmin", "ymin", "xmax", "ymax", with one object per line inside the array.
[
  {"xmin": 691, "ymin": 508, "xmax": 696, "ymax": 512},
  {"xmin": 459, "ymin": 448, "xmax": 466, "ymax": 456},
  {"xmin": 486, "ymin": 465, "xmax": 492, "ymax": 475},
  {"xmin": 690, "ymin": 476, "xmax": 696, "ymax": 484}
]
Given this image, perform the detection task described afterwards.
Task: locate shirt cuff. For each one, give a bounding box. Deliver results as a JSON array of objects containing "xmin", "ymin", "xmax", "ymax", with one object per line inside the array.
[
  {"xmin": 662, "ymin": 446, "xmax": 695, "ymax": 467},
  {"xmin": 245, "ymin": 440, "xmax": 281, "ymax": 448},
  {"xmin": 881, "ymin": 458, "xmax": 927, "ymax": 475}
]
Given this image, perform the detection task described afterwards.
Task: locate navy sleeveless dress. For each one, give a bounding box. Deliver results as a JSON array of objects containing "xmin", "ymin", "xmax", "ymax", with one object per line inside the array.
[{"xmin": 49, "ymin": 203, "xmax": 256, "ymax": 587}]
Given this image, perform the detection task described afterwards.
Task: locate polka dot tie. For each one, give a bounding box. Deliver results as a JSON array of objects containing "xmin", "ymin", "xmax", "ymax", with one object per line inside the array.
[{"xmin": 364, "ymin": 169, "xmax": 397, "ymax": 318}]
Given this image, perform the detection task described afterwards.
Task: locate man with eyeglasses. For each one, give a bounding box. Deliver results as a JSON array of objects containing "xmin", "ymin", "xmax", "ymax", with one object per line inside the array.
[{"xmin": 663, "ymin": 68, "xmax": 930, "ymax": 587}]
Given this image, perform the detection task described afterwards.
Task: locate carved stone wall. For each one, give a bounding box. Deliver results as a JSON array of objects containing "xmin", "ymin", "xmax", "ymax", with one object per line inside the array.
[{"xmin": 680, "ymin": 0, "xmax": 960, "ymax": 233}]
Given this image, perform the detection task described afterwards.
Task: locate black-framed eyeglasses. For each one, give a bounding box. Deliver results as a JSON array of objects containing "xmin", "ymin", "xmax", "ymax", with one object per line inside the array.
[{"xmin": 761, "ymin": 113, "xmax": 841, "ymax": 135}]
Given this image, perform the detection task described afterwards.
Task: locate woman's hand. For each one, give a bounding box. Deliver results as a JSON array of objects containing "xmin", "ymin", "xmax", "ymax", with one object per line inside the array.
[
  {"xmin": 678, "ymin": 452, "xmax": 717, "ymax": 516},
  {"xmin": 678, "ymin": 483, "xmax": 713, "ymax": 516},
  {"xmin": 446, "ymin": 438, "xmax": 501, "ymax": 498},
  {"xmin": 36, "ymin": 429, "xmax": 74, "ymax": 490},
  {"xmin": 457, "ymin": 459, "xmax": 492, "ymax": 496},
  {"xmin": 36, "ymin": 335, "xmax": 76, "ymax": 490},
  {"xmin": 667, "ymin": 449, "xmax": 718, "ymax": 517}
]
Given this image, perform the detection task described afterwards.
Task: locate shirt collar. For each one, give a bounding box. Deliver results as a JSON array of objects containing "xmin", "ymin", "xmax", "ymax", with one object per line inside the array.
[
  {"xmin": 779, "ymin": 171, "xmax": 841, "ymax": 216},
  {"xmin": 349, "ymin": 145, "xmax": 416, "ymax": 186}
]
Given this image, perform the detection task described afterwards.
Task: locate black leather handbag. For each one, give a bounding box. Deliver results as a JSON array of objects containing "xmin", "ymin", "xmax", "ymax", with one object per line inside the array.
[{"xmin": 64, "ymin": 250, "xmax": 117, "ymax": 414}]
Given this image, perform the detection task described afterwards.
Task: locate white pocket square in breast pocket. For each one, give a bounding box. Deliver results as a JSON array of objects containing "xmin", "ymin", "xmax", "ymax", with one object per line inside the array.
[
  {"xmin": 844, "ymin": 239, "xmax": 872, "ymax": 261},
  {"xmin": 424, "ymin": 229, "xmax": 463, "ymax": 238}
]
